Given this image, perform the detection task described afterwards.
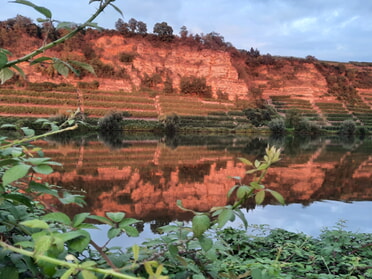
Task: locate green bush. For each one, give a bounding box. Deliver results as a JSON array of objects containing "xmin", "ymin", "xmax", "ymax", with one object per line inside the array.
[
  {"xmin": 244, "ymin": 105, "xmax": 277, "ymax": 127},
  {"xmin": 339, "ymin": 119, "xmax": 356, "ymax": 135},
  {"xmin": 268, "ymin": 118, "xmax": 286, "ymax": 134},
  {"xmin": 180, "ymin": 76, "xmax": 212, "ymax": 98},
  {"xmin": 98, "ymin": 111, "xmax": 128, "ymax": 131},
  {"xmin": 294, "ymin": 118, "xmax": 321, "ymax": 135}
]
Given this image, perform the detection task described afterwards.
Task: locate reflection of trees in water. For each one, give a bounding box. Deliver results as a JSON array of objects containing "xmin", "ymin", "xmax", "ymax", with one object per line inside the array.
[
  {"xmin": 268, "ymin": 134, "xmax": 286, "ymax": 149},
  {"xmin": 283, "ymin": 135, "xmax": 315, "ymax": 154},
  {"xmin": 41, "ymin": 134, "xmax": 371, "ymax": 228},
  {"xmin": 178, "ymin": 164, "xmax": 211, "ymax": 183},
  {"xmin": 150, "ymin": 219, "xmax": 172, "ymax": 234},
  {"xmin": 241, "ymin": 137, "xmax": 268, "ymax": 157},
  {"xmin": 338, "ymin": 135, "xmax": 356, "ymax": 149},
  {"xmin": 162, "ymin": 134, "xmax": 179, "ymax": 149},
  {"xmin": 98, "ymin": 131, "xmax": 132, "ymax": 149},
  {"xmin": 313, "ymin": 139, "xmax": 372, "ymax": 201}
]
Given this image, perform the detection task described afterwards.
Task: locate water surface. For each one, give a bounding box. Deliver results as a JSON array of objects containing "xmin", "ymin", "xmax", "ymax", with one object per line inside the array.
[{"xmin": 37, "ymin": 133, "xmax": 372, "ymax": 243}]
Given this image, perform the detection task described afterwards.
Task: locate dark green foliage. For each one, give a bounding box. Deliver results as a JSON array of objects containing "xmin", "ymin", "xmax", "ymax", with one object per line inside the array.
[
  {"xmin": 118, "ymin": 52, "xmax": 136, "ymax": 63},
  {"xmin": 153, "ymin": 21, "xmax": 173, "ymax": 41},
  {"xmin": 160, "ymin": 113, "xmax": 180, "ymax": 136},
  {"xmin": 268, "ymin": 118, "xmax": 286, "ymax": 134},
  {"xmin": 285, "ymin": 109, "xmax": 302, "ymax": 129},
  {"xmin": 294, "ymin": 118, "xmax": 321, "ymax": 135},
  {"xmin": 180, "ymin": 76, "xmax": 212, "ymax": 98},
  {"xmin": 215, "ymin": 222, "xmax": 372, "ymax": 278},
  {"xmin": 243, "ymin": 105, "xmax": 277, "ymax": 127},
  {"xmin": 339, "ymin": 119, "xmax": 356, "ymax": 135},
  {"xmin": 141, "ymin": 73, "xmax": 162, "ymax": 89},
  {"xmin": 98, "ymin": 111, "xmax": 128, "ymax": 131}
]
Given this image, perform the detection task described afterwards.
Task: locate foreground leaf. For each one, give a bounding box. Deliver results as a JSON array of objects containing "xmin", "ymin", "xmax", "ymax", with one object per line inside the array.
[
  {"xmin": 217, "ymin": 208, "xmax": 234, "ymax": 228},
  {"xmin": 2, "ymin": 164, "xmax": 31, "ymax": 186},
  {"xmin": 255, "ymin": 190, "xmax": 265, "ymax": 205},
  {"xmin": 43, "ymin": 212, "xmax": 72, "ymax": 225},
  {"xmin": 11, "ymin": 0, "xmax": 52, "ymax": 19},
  {"xmin": 192, "ymin": 215, "xmax": 210, "ymax": 237},
  {"xmin": 267, "ymin": 189, "xmax": 285, "ymax": 205},
  {"xmin": 21, "ymin": 219, "xmax": 49, "ymax": 229},
  {"xmin": 0, "ymin": 67, "xmax": 14, "ymax": 84}
]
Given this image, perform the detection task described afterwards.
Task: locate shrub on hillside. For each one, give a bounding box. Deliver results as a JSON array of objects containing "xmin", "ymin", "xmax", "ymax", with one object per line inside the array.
[
  {"xmin": 77, "ymin": 80, "xmax": 100, "ymax": 89},
  {"xmin": 180, "ymin": 76, "xmax": 212, "ymax": 98},
  {"xmin": 141, "ymin": 73, "xmax": 162, "ymax": 89},
  {"xmin": 294, "ymin": 118, "xmax": 321, "ymax": 135},
  {"xmin": 339, "ymin": 119, "xmax": 356, "ymax": 135},
  {"xmin": 163, "ymin": 76, "xmax": 174, "ymax": 93},
  {"xmin": 98, "ymin": 111, "xmax": 130, "ymax": 131},
  {"xmin": 118, "ymin": 52, "xmax": 136, "ymax": 63},
  {"xmin": 268, "ymin": 118, "xmax": 286, "ymax": 134},
  {"xmin": 243, "ymin": 105, "xmax": 277, "ymax": 127}
]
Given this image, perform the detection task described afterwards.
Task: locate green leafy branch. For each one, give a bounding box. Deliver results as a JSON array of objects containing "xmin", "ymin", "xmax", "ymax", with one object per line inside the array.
[{"xmin": 0, "ymin": 241, "xmax": 138, "ymax": 279}]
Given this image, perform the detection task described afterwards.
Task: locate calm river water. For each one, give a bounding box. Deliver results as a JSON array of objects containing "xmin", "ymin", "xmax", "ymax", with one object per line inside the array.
[{"xmin": 37, "ymin": 133, "xmax": 372, "ymax": 246}]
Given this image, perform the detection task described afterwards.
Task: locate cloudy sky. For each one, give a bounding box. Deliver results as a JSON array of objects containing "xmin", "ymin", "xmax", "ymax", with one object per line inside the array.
[{"xmin": 1, "ymin": 0, "xmax": 372, "ymax": 62}]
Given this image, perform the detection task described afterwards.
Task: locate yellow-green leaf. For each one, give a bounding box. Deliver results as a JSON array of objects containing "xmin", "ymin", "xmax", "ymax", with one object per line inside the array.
[
  {"xmin": 238, "ymin": 157, "xmax": 252, "ymax": 166},
  {"xmin": 21, "ymin": 219, "xmax": 49, "ymax": 229},
  {"xmin": 217, "ymin": 208, "xmax": 234, "ymax": 228},
  {"xmin": 3, "ymin": 164, "xmax": 31, "ymax": 186},
  {"xmin": 255, "ymin": 190, "xmax": 265, "ymax": 205},
  {"xmin": 268, "ymin": 189, "xmax": 285, "ymax": 205},
  {"xmin": 43, "ymin": 212, "xmax": 71, "ymax": 225},
  {"xmin": 0, "ymin": 67, "xmax": 14, "ymax": 84},
  {"xmin": 192, "ymin": 214, "xmax": 210, "ymax": 237},
  {"xmin": 32, "ymin": 164, "xmax": 53, "ymax": 175},
  {"xmin": 132, "ymin": 244, "xmax": 139, "ymax": 261}
]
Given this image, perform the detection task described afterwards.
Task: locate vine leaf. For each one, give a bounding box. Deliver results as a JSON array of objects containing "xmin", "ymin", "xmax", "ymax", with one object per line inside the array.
[
  {"xmin": 2, "ymin": 164, "xmax": 31, "ymax": 186},
  {"xmin": 0, "ymin": 52, "xmax": 8, "ymax": 68},
  {"xmin": 0, "ymin": 67, "xmax": 14, "ymax": 84},
  {"xmin": 109, "ymin": 2, "xmax": 123, "ymax": 17},
  {"xmin": 69, "ymin": 60, "xmax": 96, "ymax": 75},
  {"xmin": 11, "ymin": 0, "xmax": 52, "ymax": 19},
  {"xmin": 255, "ymin": 190, "xmax": 265, "ymax": 205},
  {"xmin": 192, "ymin": 215, "xmax": 210, "ymax": 237},
  {"xmin": 267, "ymin": 189, "xmax": 285, "ymax": 205}
]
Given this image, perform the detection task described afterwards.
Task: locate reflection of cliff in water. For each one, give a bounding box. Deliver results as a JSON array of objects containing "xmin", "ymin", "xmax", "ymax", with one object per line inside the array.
[{"xmin": 37, "ymin": 135, "xmax": 372, "ymax": 222}]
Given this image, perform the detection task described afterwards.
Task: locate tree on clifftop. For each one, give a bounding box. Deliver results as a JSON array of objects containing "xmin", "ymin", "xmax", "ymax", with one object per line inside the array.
[{"xmin": 153, "ymin": 21, "xmax": 173, "ymax": 41}]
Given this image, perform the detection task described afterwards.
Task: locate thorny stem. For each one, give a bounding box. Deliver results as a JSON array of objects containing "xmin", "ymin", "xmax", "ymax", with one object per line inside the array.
[{"xmin": 89, "ymin": 239, "xmax": 120, "ymax": 272}]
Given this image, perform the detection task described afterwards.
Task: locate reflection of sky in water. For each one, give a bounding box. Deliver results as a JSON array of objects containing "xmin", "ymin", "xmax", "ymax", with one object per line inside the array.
[
  {"xmin": 241, "ymin": 200, "xmax": 372, "ymax": 236},
  {"xmin": 89, "ymin": 200, "xmax": 372, "ymax": 249}
]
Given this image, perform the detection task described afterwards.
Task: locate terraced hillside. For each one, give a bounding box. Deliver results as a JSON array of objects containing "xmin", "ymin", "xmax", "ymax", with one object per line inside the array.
[
  {"xmin": 264, "ymin": 86, "xmax": 372, "ymax": 130},
  {"xmin": 1, "ymin": 84, "xmax": 372, "ymax": 131},
  {"xmin": 0, "ymin": 88, "xmax": 254, "ymax": 131}
]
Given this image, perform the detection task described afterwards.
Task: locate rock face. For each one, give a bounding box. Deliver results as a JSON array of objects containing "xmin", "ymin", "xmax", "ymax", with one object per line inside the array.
[{"xmin": 92, "ymin": 35, "xmax": 249, "ymax": 100}]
